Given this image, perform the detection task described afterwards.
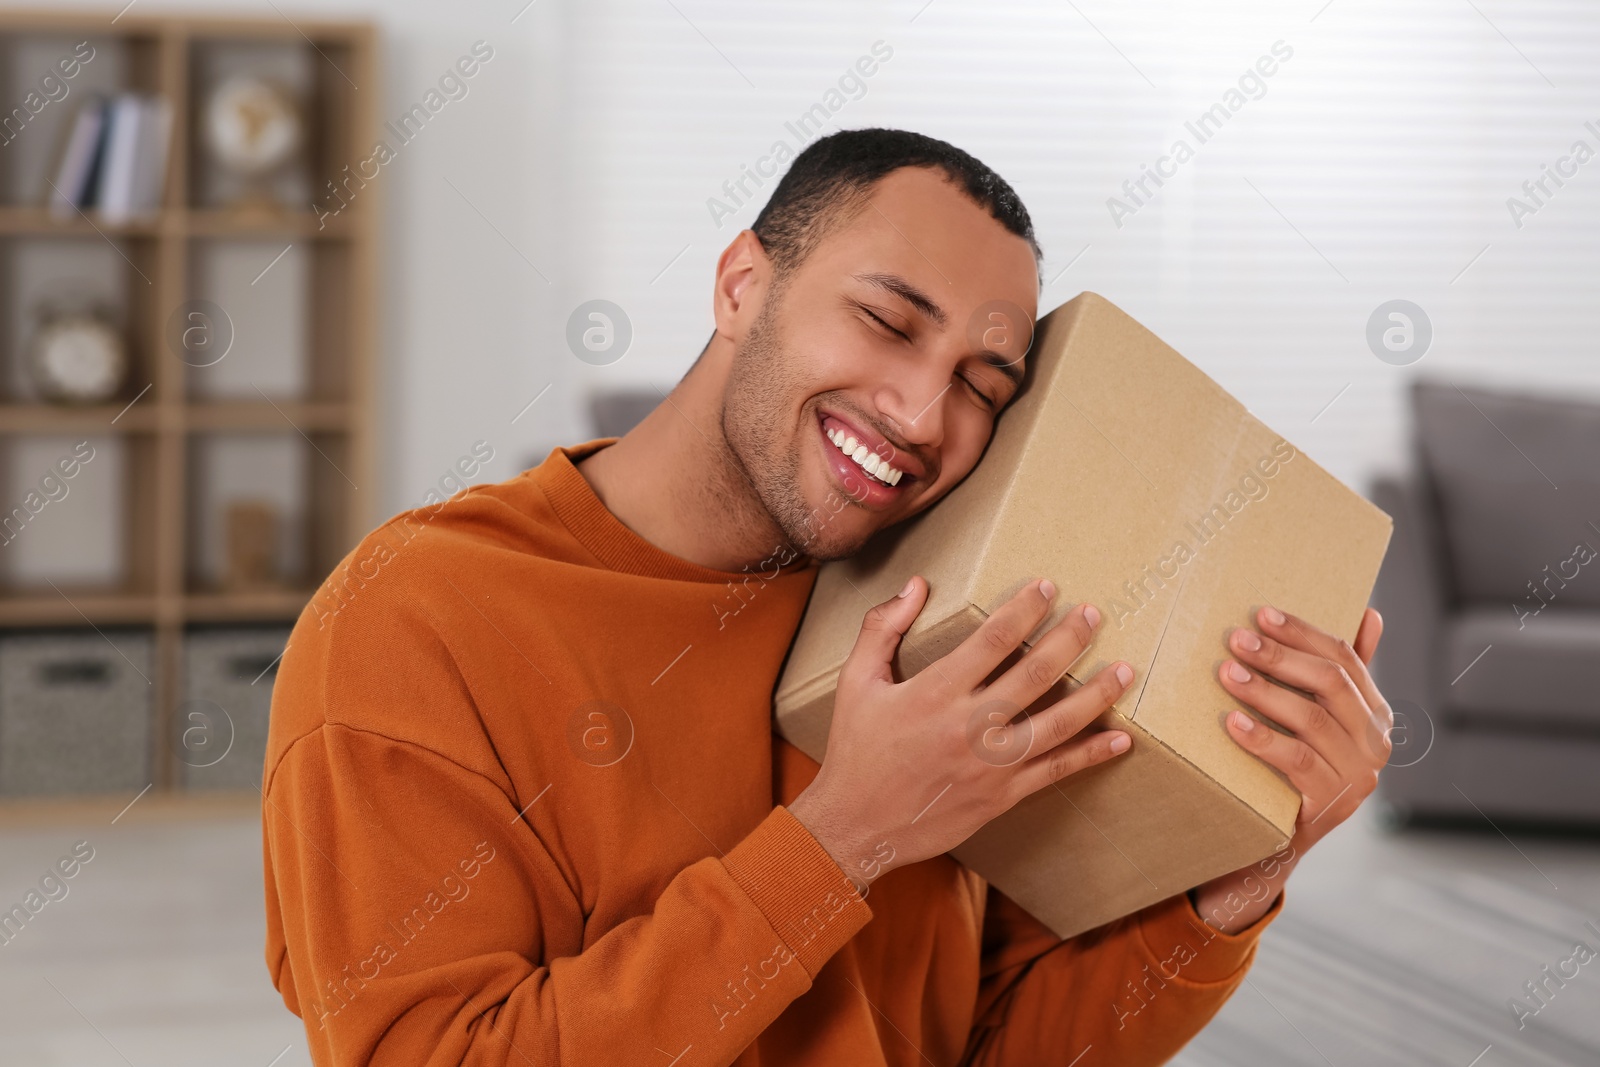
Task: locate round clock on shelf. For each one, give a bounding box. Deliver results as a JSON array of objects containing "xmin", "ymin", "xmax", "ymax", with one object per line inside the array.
[
  {"xmin": 27, "ymin": 306, "xmax": 127, "ymax": 405},
  {"xmin": 204, "ymin": 76, "xmax": 303, "ymax": 179}
]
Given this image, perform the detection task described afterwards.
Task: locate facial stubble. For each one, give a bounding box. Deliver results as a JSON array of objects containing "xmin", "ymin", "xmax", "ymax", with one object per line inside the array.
[{"xmin": 720, "ymin": 288, "xmax": 872, "ymax": 563}]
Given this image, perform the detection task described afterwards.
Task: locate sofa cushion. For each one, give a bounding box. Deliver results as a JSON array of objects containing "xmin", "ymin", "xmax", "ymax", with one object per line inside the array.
[
  {"xmin": 1440, "ymin": 607, "xmax": 1600, "ymax": 729},
  {"xmin": 1413, "ymin": 381, "xmax": 1600, "ymax": 608}
]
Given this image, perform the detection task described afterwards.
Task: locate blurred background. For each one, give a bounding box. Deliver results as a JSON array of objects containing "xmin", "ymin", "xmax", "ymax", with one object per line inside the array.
[{"xmin": 0, "ymin": 1, "xmax": 1597, "ymax": 1064}]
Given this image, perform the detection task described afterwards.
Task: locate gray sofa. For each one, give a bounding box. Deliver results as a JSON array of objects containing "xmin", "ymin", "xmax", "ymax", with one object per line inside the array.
[{"xmin": 1370, "ymin": 380, "xmax": 1600, "ymax": 826}]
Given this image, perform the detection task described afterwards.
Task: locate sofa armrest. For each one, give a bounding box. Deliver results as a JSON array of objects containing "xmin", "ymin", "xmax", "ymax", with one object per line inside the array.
[{"xmin": 1368, "ymin": 476, "xmax": 1449, "ymax": 714}]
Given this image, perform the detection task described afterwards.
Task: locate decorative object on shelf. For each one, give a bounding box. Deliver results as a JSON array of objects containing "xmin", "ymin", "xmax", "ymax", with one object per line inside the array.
[
  {"xmin": 224, "ymin": 500, "xmax": 283, "ymax": 591},
  {"xmin": 47, "ymin": 91, "xmax": 173, "ymax": 221},
  {"xmin": 203, "ymin": 76, "xmax": 303, "ymax": 210},
  {"xmin": 26, "ymin": 301, "xmax": 127, "ymax": 404}
]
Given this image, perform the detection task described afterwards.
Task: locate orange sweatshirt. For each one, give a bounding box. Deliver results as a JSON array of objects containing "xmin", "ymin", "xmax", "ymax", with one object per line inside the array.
[{"xmin": 263, "ymin": 440, "xmax": 1279, "ymax": 1066}]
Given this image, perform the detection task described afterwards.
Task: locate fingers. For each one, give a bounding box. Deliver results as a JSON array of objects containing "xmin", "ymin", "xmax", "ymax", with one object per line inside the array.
[
  {"xmin": 1010, "ymin": 725, "xmax": 1131, "ymax": 801},
  {"xmin": 1029, "ymin": 660, "xmax": 1135, "ymax": 753},
  {"xmin": 842, "ymin": 575, "xmax": 928, "ymax": 686},
  {"xmin": 1001, "ymin": 660, "xmax": 1134, "ymax": 802},
  {"xmin": 1224, "ymin": 708, "xmax": 1342, "ymax": 812},
  {"xmin": 1216, "ymin": 658, "xmax": 1359, "ymax": 767},
  {"xmin": 984, "ymin": 602, "xmax": 1102, "ymax": 709},
  {"xmin": 1354, "ymin": 608, "xmax": 1383, "ymax": 667},
  {"xmin": 1224, "ymin": 627, "xmax": 1371, "ymax": 742},
  {"xmin": 1247, "ymin": 606, "xmax": 1392, "ymax": 739},
  {"xmin": 940, "ymin": 579, "xmax": 1056, "ymax": 690}
]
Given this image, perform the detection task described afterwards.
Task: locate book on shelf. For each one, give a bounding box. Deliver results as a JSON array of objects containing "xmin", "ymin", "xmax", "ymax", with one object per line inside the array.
[
  {"xmin": 47, "ymin": 92, "xmax": 173, "ymax": 222},
  {"xmin": 47, "ymin": 94, "xmax": 105, "ymax": 216},
  {"xmin": 128, "ymin": 98, "xmax": 173, "ymax": 221}
]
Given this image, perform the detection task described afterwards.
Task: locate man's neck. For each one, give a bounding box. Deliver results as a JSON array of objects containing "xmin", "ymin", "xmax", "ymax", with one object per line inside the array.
[{"xmin": 575, "ymin": 355, "xmax": 794, "ymax": 574}]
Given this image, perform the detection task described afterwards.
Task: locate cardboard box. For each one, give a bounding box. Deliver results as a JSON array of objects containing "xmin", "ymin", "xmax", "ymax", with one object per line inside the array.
[{"xmin": 775, "ymin": 291, "xmax": 1392, "ymax": 939}]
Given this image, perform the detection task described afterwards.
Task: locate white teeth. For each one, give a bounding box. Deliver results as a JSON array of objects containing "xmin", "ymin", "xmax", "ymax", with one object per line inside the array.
[{"xmin": 824, "ymin": 422, "xmax": 904, "ymax": 486}]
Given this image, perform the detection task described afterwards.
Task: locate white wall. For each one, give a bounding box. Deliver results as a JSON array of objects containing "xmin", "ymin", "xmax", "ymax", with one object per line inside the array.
[
  {"xmin": 26, "ymin": 0, "xmax": 1600, "ymax": 521},
  {"xmin": 549, "ymin": 0, "xmax": 1600, "ymax": 494}
]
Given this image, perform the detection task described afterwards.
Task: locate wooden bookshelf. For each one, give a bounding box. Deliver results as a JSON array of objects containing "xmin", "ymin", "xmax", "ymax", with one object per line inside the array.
[{"xmin": 0, "ymin": 11, "xmax": 379, "ymax": 794}]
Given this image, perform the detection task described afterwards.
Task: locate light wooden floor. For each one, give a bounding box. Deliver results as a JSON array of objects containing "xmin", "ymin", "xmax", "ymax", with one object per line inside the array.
[
  {"xmin": 0, "ymin": 792, "xmax": 308, "ymax": 1066},
  {"xmin": 1173, "ymin": 807, "xmax": 1600, "ymax": 1067},
  {"xmin": 0, "ymin": 793, "xmax": 1595, "ymax": 1065}
]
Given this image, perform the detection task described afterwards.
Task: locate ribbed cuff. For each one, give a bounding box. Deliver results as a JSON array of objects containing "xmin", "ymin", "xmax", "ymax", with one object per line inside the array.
[
  {"xmin": 1135, "ymin": 889, "xmax": 1284, "ymax": 986},
  {"xmin": 721, "ymin": 806, "xmax": 873, "ymax": 978}
]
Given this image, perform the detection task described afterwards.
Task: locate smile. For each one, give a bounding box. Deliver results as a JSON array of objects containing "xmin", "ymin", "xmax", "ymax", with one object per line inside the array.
[{"xmin": 825, "ymin": 425, "xmax": 904, "ymax": 485}]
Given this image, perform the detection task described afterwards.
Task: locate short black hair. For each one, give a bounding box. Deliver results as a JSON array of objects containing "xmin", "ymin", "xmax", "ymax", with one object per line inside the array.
[{"xmin": 749, "ymin": 127, "xmax": 1042, "ymax": 284}]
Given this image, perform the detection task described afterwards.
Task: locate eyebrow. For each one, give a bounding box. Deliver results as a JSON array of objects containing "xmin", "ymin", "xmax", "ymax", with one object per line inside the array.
[
  {"xmin": 853, "ymin": 270, "xmax": 1027, "ymax": 391},
  {"xmin": 854, "ymin": 271, "xmax": 949, "ymax": 328},
  {"xmin": 980, "ymin": 351, "xmax": 1026, "ymax": 390}
]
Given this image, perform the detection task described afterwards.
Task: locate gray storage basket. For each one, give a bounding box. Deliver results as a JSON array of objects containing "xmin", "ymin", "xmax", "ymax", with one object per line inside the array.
[
  {"xmin": 178, "ymin": 626, "xmax": 290, "ymax": 791},
  {"xmin": 0, "ymin": 629, "xmax": 154, "ymax": 797}
]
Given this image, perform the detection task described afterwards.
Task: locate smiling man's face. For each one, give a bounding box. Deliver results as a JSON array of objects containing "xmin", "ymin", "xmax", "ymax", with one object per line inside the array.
[{"xmin": 720, "ymin": 165, "xmax": 1040, "ymax": 561}]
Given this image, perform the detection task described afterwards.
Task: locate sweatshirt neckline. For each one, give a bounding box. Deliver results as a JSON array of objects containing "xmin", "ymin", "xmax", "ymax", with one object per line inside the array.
[{"xmin": 533, "ymin": 439, "xmax": 817, "ymax": 585}]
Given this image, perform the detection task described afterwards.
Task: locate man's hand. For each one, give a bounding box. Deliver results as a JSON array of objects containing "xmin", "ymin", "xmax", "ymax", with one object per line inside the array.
[
  {"xmin": 789, "ymin": 575, "xmax": 1134, "ymax": 894},
  {"xmin": 1190, "ymin": 605, "xmax": 1390, "ymax": 932}
]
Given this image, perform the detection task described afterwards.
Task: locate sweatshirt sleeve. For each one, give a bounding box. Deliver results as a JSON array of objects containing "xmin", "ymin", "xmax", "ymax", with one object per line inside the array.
[
  {"xmin": 262, "ymin": 724, "xmax": 872, "ymax": 1066},
  {"xmin": 959, "ymin": 883, "xmax": 1282, "ymax": 1066}
]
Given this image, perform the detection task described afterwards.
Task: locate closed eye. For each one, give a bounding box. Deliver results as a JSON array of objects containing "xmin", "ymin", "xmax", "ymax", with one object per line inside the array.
[
  {"xmin": 960, "ymin": 373, "xmax": 998, "ymax": 410},
  {"xmin": 857, "ymin": 304, "xmax": 909, "ymax": 341}
]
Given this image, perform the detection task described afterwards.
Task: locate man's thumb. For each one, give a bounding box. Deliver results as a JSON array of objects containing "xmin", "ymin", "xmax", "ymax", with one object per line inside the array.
[{"xmin": 844, "ymin": 575, "xmax": 925, "ymax": 682}]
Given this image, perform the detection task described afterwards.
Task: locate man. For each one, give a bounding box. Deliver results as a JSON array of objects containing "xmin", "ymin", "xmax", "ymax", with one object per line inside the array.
[{"xmin": 264, "ymin": 128, "xmax": 1393, "ymax": 1065}]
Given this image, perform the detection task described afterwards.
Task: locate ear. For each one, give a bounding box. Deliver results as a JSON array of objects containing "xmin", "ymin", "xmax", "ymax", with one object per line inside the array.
[{"xmin": 711, "ymin": 229, "xmax": 769, "ymax": 345}]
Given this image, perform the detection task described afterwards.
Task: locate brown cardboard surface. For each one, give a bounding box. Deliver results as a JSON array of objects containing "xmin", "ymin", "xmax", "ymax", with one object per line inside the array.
[{"xmin": 774, "ymin": 291, "xmax": 1393, "ymax": 939}]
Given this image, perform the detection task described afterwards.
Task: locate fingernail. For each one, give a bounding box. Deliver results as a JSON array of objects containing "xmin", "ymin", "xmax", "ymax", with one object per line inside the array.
[
  {"xmin": 1235, "ymin": 629, "xmax": 1261, "ymax": 652},
  {"xmin": 1109, "ymin": 733, "xmax": 1131, "ymax": 754},
  {"xmin": 1038, "ymin": 579, "xmax": 1056, "ymax": 600},
  {"xmin": 1115, "ymin": 662, "xmax": 1134, "ymax": 686},
  {"xmin": 1083, "ymin": 603, "xmax": 1101, "ymax": 628},
  {"xmin": 1230, "ymin": 710, "xmax": 1255, "ymax": 732},
  {"xmin": 897, "ymin": 577, "xmax": 915, "ymax": 598},
  {"xmin": 1263, "ymin": 606, "xmax": 1286, "ymax": 626},
  {"xmin": 1226, "ymin": 661, "xmax": 1251, "ymax": 683}
]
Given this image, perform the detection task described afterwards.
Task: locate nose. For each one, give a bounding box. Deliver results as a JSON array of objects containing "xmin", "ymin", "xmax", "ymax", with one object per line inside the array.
[{"xmin": 877, "ymin": 367, "xmax": 950, "ymax": 454}]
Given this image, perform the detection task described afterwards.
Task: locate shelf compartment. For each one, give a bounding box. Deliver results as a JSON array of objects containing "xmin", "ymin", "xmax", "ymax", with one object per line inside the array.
[
  {"xmin": 183, "ymin": 236, "xmax": 354, "ymax": 404},
  {"xmin": 0, "ymin": 31, "xmax": 162, "ymax": 211},
  {"xmin": 0, "ymin": 432, "xmax": 149, "ymax": 598},
  {"xmin": 177, "ymin": 623, "xmax": 292, "ymax": 791},
  {"xmin": 0, "ymin": 627, "xmax": 154, "ymax": 797},
  {"xmin": 185, "ymin": 429, "xmax": 328, "ymax": 597},
  {"xmin": 183, "ymin": 236, "xmax": 309, "ymax": 401},
  {"xmin": 0, "ymin": 232, "xmax": 162, "ymax": 408}
]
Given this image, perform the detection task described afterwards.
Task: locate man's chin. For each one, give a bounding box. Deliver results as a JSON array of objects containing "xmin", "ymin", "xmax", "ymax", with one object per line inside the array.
[
  {"xmin": 785, "ymin": 512, "xmax": 881, "ymax": 563},
  {"xmin": 799, "ymin": 541, "xmax": 867, "ymax": 564}
]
